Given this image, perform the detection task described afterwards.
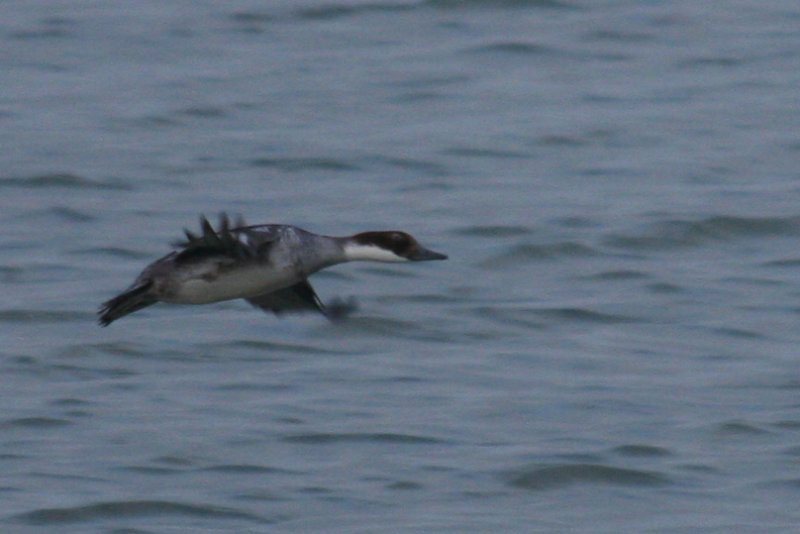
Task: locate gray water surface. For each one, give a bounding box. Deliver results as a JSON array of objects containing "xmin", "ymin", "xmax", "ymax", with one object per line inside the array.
[{"xmin": 2, "ymin": 1, "xmax": 800, "ymax": 532}]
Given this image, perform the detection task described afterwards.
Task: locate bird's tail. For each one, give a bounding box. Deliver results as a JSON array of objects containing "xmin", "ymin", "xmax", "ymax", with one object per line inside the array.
[{"xmin": 98, "ymin": 280, "xmax": 157, "ymax": 327}]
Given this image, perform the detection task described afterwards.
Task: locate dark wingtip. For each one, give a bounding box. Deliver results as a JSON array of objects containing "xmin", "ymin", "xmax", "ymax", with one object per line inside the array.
[
  {"xmin": 96, "ymin": 281, "xmax": 156, "ymax": 327},
  {"xmin": 97, "ymin": 300, "xmax": 116, "ymax": 327},
  {"xmin": 97, "ymin": 311, "xmax": 111, "ymax": 327},
  {"xmin": 323, "ymin": 296, "xmax": 358, "ymax": 320}
]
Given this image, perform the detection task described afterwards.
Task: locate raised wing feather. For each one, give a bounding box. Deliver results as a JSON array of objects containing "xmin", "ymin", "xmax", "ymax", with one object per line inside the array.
[{"xmin": 173, "ymin": 213, "xmax": 269, "ymax": 262}]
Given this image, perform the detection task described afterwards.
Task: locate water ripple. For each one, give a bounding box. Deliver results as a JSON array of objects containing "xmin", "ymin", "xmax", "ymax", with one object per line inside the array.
[
  {"xmin": 372, "ymin": 155, "xmax": 450, "ymax": 178},
  {"xmin": 611, "ymin": 444, "xmax": 672, "ymax": 458},
  {"xmin": 0, "ymin": 173, "xmax": 131, "ymax": 190},
  {"xmin": 0, "ymin": 266, "xmax": 24, "ymax": 283},
  {"xmin": 295, "ymin": 3, "xmax": 414, "ymax": 20},
  {"xmin": 427, "ymin": 0, "xmax": 575, "ymax": 9},
  {"xmin": 0, "ymin": 310, "xmax": 90, "ymax": 323},
  {"xmin": 249, "ymin": 157, "xmax": 359, "ymax": 172},
  {"xmin": 582, "ymin": 29, "xmax": 654, "ymax": 43},
  {"xmin": 12, "ymin": 500, "xmax": 266, "ymax": 526},
  {"xmin": 200, "ymin": 464, "xmax": 297, "ymax": 475},
  {"xmin": 534, "ymin": 307, "xmax": 638, "ymax": 324},
  {"xmin": 119, "ymin": 466, "xmax": 184, "ymax": 476},
  {"xmin": 479, "ymin": 241, "xmax": 598, "ymax": 268},
  {"xmin": 764, "ymin": 257, "xmax": 800, "ymax": 268},
  {"xmin": 677, "ymin": 56, "xmax": 744, "ymax": 69},
  {"xmin": 227, "ymin": 0, "xmax": 573, "ymax": 26},
  {"xmin": 72, "ymin": 246, "xmax": 152, "ymax": 259},
  {"xmin": 206, "ymin": 339, "xmax": 350, "ymax": 357},
  {"xmin": 9, "ymin": 17, "xmax": 76, "ymax": 40},
  {"xmin": 581, "ymin": 269, "xmax": 649, "ymax": 281},
  {"xmin": 535, "ymin": 307, "xmax": 641, "ymax": 324},
  {"xmin": 178, "ymin": 106, "xmax": 228, "ymax": 119},
  {"xmin": 443, "ymin": 146, "xmax": 532, "ymax": 159},
  {"xmin": 469, "ymin": 306, "xmax": 548, "ymax": 329},
  {"xmin": 282, "ymin": 432, "xmax": 449, "ymax": 445},
  {"xmin": 466, "ymin": 41, "xmax": 557, "ymax": 57},
  {"xmin": 1, "ymin": 417, "xmax": 71, "ymax": 429},
  {"xmin": 454, "ymin": 225, "xmax": 532, "ymax": 237},
  {"xmin": 710, "ymin": 326, "xmax": 765, "ymax": 340},
  {"xmin": 48, "ymin": 206, "xmax": 96, "ymax": 222},
  {"xmin": 713, "ymin": 420, "xmax": 772, "ymax": 437},
  {"xmin": 506, "ymin": 463, "xmax": 671, "ymax": 490},
  {"xmin": 605, "ymin": 215, "xmax": 800, "ymax": 250}
]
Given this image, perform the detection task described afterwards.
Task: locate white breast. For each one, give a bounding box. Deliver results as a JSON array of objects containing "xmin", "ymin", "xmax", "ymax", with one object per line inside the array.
[{"xmin": 166, "ymin": 265, "xmax": 299, "ymax": 304}]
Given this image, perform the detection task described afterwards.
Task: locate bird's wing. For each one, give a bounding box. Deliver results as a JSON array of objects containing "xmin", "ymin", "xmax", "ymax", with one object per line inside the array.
[
  {"xmin": 173, "ymin": 213, "xmax": 270, "ymax": 262},
  {"xmin": 245, "ymin": 280, "xmax": 356, "ymax": 319}
]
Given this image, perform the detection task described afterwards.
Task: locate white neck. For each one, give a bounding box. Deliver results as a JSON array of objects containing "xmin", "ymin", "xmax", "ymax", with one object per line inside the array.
[{"xmin": 342, "ymin": 242, "xmax": 407, "ymax": 262}]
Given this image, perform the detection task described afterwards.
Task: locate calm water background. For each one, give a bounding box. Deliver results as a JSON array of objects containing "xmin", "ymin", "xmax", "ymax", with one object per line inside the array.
[{"xmin": 2, "ymin": 1, "xmax": 800, "ymax": 532}]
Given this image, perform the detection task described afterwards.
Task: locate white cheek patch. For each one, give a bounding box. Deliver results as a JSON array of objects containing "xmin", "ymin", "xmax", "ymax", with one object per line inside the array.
[{"xmin": 343, "ymin": 243, "xmax": 408, "ymax": 262}]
